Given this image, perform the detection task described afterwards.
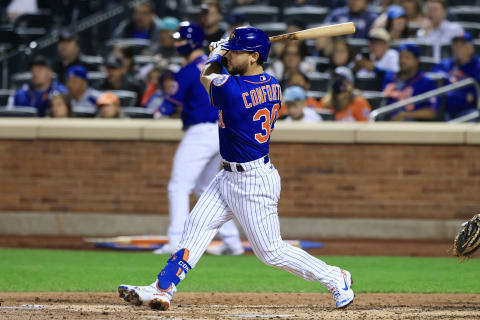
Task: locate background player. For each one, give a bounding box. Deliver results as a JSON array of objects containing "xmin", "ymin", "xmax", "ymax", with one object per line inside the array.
[
  {"xmin": 152, "ymin": 21, "xmax": 243, "ymax": 256},
  {"xmin": 118, "ymin": 26, "xmax": 354, "ymax": 310}
]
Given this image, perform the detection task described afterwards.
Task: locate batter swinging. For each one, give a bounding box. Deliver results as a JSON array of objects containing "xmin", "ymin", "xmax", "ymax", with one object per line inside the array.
[{"xmin": 118, "ymin": 26, "xmax": 354, "ymax": 311}]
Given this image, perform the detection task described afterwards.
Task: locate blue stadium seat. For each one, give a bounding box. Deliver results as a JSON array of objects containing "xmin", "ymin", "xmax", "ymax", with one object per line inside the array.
[
  {"xmin": 253, "ymin": 22, "xmax": 287, "ymax": 37},
  {"xmin": 307, "ymin": 72, "xmax": 331, "ymax": 91},
  {"xmin": 448, "ymin": 6, "xmax": 480, "ymax": 23},
  {"xmin": 283, "ymin": 6, "xmax": 328, "ymax": 26}
]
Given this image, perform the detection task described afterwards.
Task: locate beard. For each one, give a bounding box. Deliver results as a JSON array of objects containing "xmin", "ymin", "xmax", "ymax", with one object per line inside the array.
[{"xmin": 225, "ymin": 59, "xmax": 248, "ymax": 75}]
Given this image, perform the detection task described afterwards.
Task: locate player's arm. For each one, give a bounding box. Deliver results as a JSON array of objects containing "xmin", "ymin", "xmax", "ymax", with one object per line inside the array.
[{"xmin": 200, "ymin": 43, "xmax": 227, "ymax": 92}]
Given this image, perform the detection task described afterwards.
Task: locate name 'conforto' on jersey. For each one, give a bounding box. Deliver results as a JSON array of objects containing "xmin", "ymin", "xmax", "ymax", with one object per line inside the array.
[{"xmin": 241, "ymin": 84, "xmax": 282, "ymax": 109}]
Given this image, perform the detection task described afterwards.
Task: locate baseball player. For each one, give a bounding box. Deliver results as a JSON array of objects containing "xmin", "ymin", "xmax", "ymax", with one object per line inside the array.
[
  {"xmin": 118, "ymin": 26, "xmax": 354, "ymax": 310},
  {"xmin": 152, "ymin": 21, "xmax": 243, "ymax": 256}
]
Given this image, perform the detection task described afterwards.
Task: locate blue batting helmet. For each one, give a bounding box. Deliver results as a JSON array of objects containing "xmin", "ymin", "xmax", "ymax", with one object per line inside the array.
[
  {"xmin": 222, "ymin": 27, "xmax": 271, "ymax": 62},
  {"xmin": 172, "ymin": 21, "xmax": 205, "ymax": 56}
]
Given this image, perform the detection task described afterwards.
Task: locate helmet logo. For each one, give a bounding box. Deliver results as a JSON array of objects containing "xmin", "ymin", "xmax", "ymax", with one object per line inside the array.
[{"xmin": 229, "ymin": 30, "xmax": 235, "ymax": 40}]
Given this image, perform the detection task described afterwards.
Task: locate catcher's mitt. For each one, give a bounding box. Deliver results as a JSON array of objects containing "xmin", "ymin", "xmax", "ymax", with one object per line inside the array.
[{"xmin": 453, "ymin": 214, "xmax": 480, "ymax": 260}]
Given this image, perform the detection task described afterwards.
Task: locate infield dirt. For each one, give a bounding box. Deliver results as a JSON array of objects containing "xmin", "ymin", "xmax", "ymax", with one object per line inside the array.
[{"xmin": 0, "ymin": 292, "xmax": 479, "ymax": 320}]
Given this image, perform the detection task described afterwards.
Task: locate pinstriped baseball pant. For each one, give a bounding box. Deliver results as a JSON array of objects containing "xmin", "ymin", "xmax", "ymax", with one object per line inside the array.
[{"xmin": 179, "ymin": 157, "xmax": 341, "ymax": 290}]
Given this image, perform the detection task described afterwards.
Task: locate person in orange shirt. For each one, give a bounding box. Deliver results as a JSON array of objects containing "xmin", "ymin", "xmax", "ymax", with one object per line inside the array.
[{"xmin": 318, "ymin": 67, "xmax": 372, "ymax": 122}]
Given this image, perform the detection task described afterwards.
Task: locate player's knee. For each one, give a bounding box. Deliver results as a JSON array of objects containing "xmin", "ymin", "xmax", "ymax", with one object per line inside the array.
[
  {"xmin": 157, "ymin": 248, "xmax": 192, "ymax": 290},
  {"xmin": 256, "ymin": 250, "xmax": 284, "ymax": 268}
]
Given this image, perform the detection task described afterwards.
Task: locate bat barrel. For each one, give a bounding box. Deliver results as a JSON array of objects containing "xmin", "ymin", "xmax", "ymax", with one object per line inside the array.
[{"xmin": 269, "ymin": 22, "xmax": 356, "ymax": 42}]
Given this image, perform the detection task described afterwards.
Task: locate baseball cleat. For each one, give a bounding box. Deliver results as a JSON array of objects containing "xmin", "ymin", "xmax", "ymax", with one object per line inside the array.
[
  {"xmin": 118, "ymin": 280, "xmax": 174, "ymax": 310},
  {"xmin": 206, "ymin": 243, "xmax": 245, "ymax": 256},
  {"xmin": 330, "ymin": 268, "xmax": 354, "ymax": 309}
]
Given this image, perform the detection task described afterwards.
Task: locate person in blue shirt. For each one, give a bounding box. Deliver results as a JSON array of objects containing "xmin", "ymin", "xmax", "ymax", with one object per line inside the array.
[
  {"xmin": 13, "ymin": 55, "xmax": 67, "ymax": 117},
  {"xmin": 430, "ymin": 32, "xmax": 480, "ymax": 120},
  {"xmin": 381, "ymin": 43, "xmax": 438, "ymax": 121},
  {"xmin": 113, "ymin": 1, "xmax": 160, "ymax": 42},
  {"xmin": 324, "ymin": 0, "xmax": 378, "ymax": 39},
  {"xmin": 152, "ymin": 21, "xmax": 243, "ymax": 256},
  {"xmin": 118, "ymin": 26, "xmax": 355, "ymax": 312}
]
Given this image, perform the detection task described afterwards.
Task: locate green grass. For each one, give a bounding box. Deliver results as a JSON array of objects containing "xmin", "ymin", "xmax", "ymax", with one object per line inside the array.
[{"xmin": 0, "ymin": 248, "xmax": 478, "ymax": 293}]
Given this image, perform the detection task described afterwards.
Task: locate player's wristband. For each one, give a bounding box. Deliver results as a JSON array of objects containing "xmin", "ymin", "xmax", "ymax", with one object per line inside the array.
[{"xmin": 205, "ymin": 53, "xmax": 223, "ymax": 65}]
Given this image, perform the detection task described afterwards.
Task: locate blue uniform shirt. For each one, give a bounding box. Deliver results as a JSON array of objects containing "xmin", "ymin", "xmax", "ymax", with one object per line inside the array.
[
  {"xmin": 430, "ymin": 55, "xmax": 480, "ymax": 119},
  {"xmin": 324, "ymin": 6, "xmax": 378, "ymax": 39},
  {"xmin": 14, "ymin": 80, "xmax": 67, "ymax": 117},
  {"xmin": 382, "ymin": 71, "xmax": 437, "ymax": 117},
  {"xmin": 209, "ymin": 72, "xmax": 282, "ymax": 163},
  {"xmin": 159, "ymin": 55, "xmax": 218, "ymax": 129}
]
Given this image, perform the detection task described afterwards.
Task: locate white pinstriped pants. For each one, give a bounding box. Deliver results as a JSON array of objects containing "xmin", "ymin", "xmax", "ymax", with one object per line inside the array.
[{"xmin": 179, "ymin": 157, "xmax": 342, "ymax": 290}]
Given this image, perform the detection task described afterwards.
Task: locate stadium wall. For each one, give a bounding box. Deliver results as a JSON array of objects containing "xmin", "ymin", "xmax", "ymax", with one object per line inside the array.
[{"xmin": 0, "ymin": 119, "xmax": 479, "ymax": 239}]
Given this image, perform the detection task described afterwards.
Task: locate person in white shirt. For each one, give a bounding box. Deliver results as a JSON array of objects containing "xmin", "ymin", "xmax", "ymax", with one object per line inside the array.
[
  {"xmin": 417, "ymin": 0, "xmax": 463, "ymax": 61},
  {"xmin": 355, "ymin": 27, "xmax": 399, "ymax": 77},
  {"xmin": 65, "ymin": 65, "xmax": 100, "ymax": 114},
  {"xmin": 283, "ymin": 86, "xmax": 322, "ymax": 123}
]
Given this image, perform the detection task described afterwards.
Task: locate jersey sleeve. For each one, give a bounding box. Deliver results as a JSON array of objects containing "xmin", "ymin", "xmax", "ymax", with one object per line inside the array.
[
  {"xmin": 208, "ymin": 74, "xmax": 232, "ymax": 108},
  {"xmin": 159, "ymin": 69, "xmax": 190, "ymax": 116},
  {"xmin": 416, "ymin": 78, "xmax": 438, "ymax": 110}
]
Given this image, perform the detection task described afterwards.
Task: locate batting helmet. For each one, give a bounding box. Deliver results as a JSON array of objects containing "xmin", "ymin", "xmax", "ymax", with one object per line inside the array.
[
  {"xmin": 172, "ymin": 21, "xmax": 205, "ymax": 56},
  {"xmin": 222, "ymin": 27, "xmax": 271, "ymax": 62}
]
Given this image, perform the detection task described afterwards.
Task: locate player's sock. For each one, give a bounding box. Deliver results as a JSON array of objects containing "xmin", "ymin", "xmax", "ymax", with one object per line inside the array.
[{"xmin": 157, "ymin": 248, "xmax": 191, "ymax": 290}]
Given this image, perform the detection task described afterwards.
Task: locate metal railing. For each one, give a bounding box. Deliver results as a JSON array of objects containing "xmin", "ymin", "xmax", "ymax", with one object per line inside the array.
[{"xmin": 369, "ymin": 78, "xmax": 480, "ymax": 122}]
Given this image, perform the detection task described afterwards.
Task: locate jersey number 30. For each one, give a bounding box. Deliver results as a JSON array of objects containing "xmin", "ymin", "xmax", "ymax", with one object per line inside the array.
[{"xmin": 253, "ymin": 103, "xmax": 280, "ymax": 143}]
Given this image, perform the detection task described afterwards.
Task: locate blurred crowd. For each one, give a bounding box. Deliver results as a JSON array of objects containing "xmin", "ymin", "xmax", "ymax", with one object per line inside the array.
[{"xmin": 1, "ymin": 0, "xmax": 480, "ymax": 122}]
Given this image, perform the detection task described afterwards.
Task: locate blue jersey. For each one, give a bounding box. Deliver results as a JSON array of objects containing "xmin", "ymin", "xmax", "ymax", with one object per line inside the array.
[
  {"xmin": 430, "ymin": 55, "xmax": 480, "ymax": 118},
  {"xmin": 382, "ymin": 71, "xmax": 437, "ymax": 117},
  {"xmin": 14, "ymin": 80, "xmax": 67, "ymax": 117},
  {"xmin": 209, "ymin": 72, "xmax": 282, "ymax": 163},
  {"xmin": 159, "ymin": 55, "xmax": 218, "ymax": 128}
]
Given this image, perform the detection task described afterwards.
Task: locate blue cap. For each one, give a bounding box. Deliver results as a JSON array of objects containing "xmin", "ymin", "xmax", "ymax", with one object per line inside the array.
[
  {"xmin": 66, "ymin": 65, "xmax": 88, "ymax": 81},
  {"xmin": 157, "ymin": 16, "xmax": 179, "ymax": 31},
  {"xmin": 453, "ymin": 31, "xmax": 473, "ymax": 43},
  {"xmin": 387, "ymin": 5, "xmax": 407, "ymax": 20},
  {"xmin": 397, "ymin": 43, "xmax": 420, "ymax": 59},
  {"xmin": 284, "ymin": 86, "xmax": 306, "ymax": 102}
]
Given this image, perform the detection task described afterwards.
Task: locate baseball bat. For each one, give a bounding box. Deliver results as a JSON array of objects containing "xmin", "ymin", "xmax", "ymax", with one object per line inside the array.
[{"xmin": 269, "ymin": 22, "xmax": 356, "ymax": 42}]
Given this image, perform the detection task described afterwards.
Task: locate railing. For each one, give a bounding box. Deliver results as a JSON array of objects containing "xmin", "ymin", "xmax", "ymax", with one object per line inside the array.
[{"xmin": 369, "ymin": 78, "xmax": 480, "ymax": 122}]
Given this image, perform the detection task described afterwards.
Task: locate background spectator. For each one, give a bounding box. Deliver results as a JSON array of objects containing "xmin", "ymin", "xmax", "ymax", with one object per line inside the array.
[
  {"xmin": 382, "ymin": 44, "xmax": 437, "ymax": 121},
  {"xmin": 113, "ymin": 1, "xmax": 160, "ymax": 42},
  {"xmin": 400, "ymin": 0, "xmax": 428, "ymax": 30},
  {"xmin": 149, "ymin": 16, "xmax": 180, "ymax": 59},
  {"xmin": 287, "ymin": 71, "xmax": 323, "ymax": 110},
  {"xmin": 417, "ymin": 0, "xmax": 463, "ymax": 61},
  {"xmin": 13, "ymin": 56, "xmax": 66, "ymax": 117},
  {"xmin": 354, "ymin": 28, "xmax": 399, "ymax": 76},
  {"xmin": 430, "ymin": 32, "xmax": 480, "ymax": 120},
  {"xmin": 199, "ymin": 0, "xmax": 227, "ymax": 43},
  {"xmin": 325, "ymin": 0, "xmax": 379, "ymax": 39},
  {"xmin": 113, "ymin": 46, "xmax": 137, "ymax": 79},
  {"xmin": 283, "ymin": 86, "xmax": 322, "ymax": 123},
  {"xmin": 96, "ymin": 91, "xmax": 124, "ymax": 118},
  {"xmin": 318, "ymin": 67, "xmax": 371, "ymax": 122},
  {"xmin": 385, "ymin": 5, "xmax": 410, "ymax": 40},
  {"xmin": 266, "ymin": 42, "xmax": 314, "ymax": 87},
  {"xmin": 147, "ymin": 70, "xmax": 178, "ymax": 112},
  {"xmin": 96, "ymin": 54, "xmax": 143, "ymax": 106},
  {"xmin": 54, "ymin": 28, "xmax": 94, "ymax": 83},
  {"xmin": 48, "ymin": 93, "xmax": 72, "ymax": 118},
  {"xmin": 328, "ymin": 38, "xmax": 356, "ymax": 73},
  {"xmin": 65, "ymin": 65, "xmax": 99, "ymax": 113}
]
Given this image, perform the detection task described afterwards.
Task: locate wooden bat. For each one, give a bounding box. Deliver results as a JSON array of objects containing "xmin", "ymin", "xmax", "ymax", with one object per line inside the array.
[{"xmin": 269, "ymin": 22, "xmax": 356, "ymax": 42}]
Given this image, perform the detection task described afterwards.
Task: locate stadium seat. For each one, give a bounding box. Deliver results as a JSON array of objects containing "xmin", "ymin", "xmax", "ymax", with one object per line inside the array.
[
  {"xmin": 283, "ymin": 6, "xmax": 329, "ymax": 26},
  {"xmin": 0, "ymin": 106, "xmax": 37, "ymax": 117},
  {"xmin": 425, "ymin": 72, "xmax": 446, "ymax": 88},
  {"xmin": 0, "ymin": 89, "xmax": 14, "ymax": 106},
  {"xmin": 72, "ymin": 107, "xmax": 96, "ymax": 118},
  {"xmin": 134, "ymin": 55, "xmax": 155, "ymax": 67},
  {"xmin": 307, "ymin": 72, "xmax": 331, "ymax": 91},
  {"xmin": 105, "ymin": 39, "xmax": 152, "ymax": 55},
  {"xmin": 347, "ymin": 38, "xmax": 369, "ymax": 54},
  {"xmin": 448, "ymin": 6, "xmax": 480, "ymax": 23},
  {"xmin": 392, "ymin": 40, "xmax": 434, "ymax": 58},
  {"xmin": 458, "ymin": 22, "xmax": 480, "ymax": 38},
  {"xmin": 304, "ymin": 56, "xmax": 330, "ymax": 73},
  {"xmin": 121, "ymin": 107, "xmax": 154, "ymax": 118},
  {"xmin": 355, "ymin": 74, "xmax": 382, "ymax": 92},
  {"xmin": 318, "ymin": 109, "xmax": 334, "ymax": 121},
  {"xmin": 419, "ymin": 56, "xmax": 437, "ymax": 72},
  {"xmin": 87, "ymin": 71, "xmax": 107, "ymax": 88},
  {"xmin": 447, "ymin": 0, "xmax": 479, "ymax": 5},
  {"xmin": 253, "ymin": 22, "xmax": 287, "ymax": 37},
  {"xmin": 13, "ymin": 11, "xmax": 53, "ymax": 41},
  {"xmin": 109, "ymin": 90, "xmax": 137, "ymax": 107},
  {"xmin": 363, "ymin": 91, "xmax": 385, "ymax": 110},
  {"xmin": 183, "ymin": 6, "xmax": 202, "ymax": 23},
  {"xmin": 81, "ymin": 55, "xmax": 104, "ymax": 71},
  {"xmin": 306, "ymin": 90, "xmax": 325, "ymax": 100},
  {"xmin": 10, "ymin": 72, "xmax": 31, "ymax": 89},
  {"xmin": 0, "ymin": 26, "xmax": 22, "ymax": 50},
  {"xmin": 231, "ymin": 5, "xmax": 280, "ymax": 24}
]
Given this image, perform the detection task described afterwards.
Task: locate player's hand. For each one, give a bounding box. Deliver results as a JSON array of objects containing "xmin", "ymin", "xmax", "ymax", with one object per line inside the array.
[{"xmin": 209, "ymin": 39, "xmax": 228, "ymax": 54}]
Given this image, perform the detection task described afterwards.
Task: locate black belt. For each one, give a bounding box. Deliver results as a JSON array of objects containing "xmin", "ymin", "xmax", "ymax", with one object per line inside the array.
[{"xmin": 223, "ymin": 156, "xmax": 269, "ymax": 172}]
